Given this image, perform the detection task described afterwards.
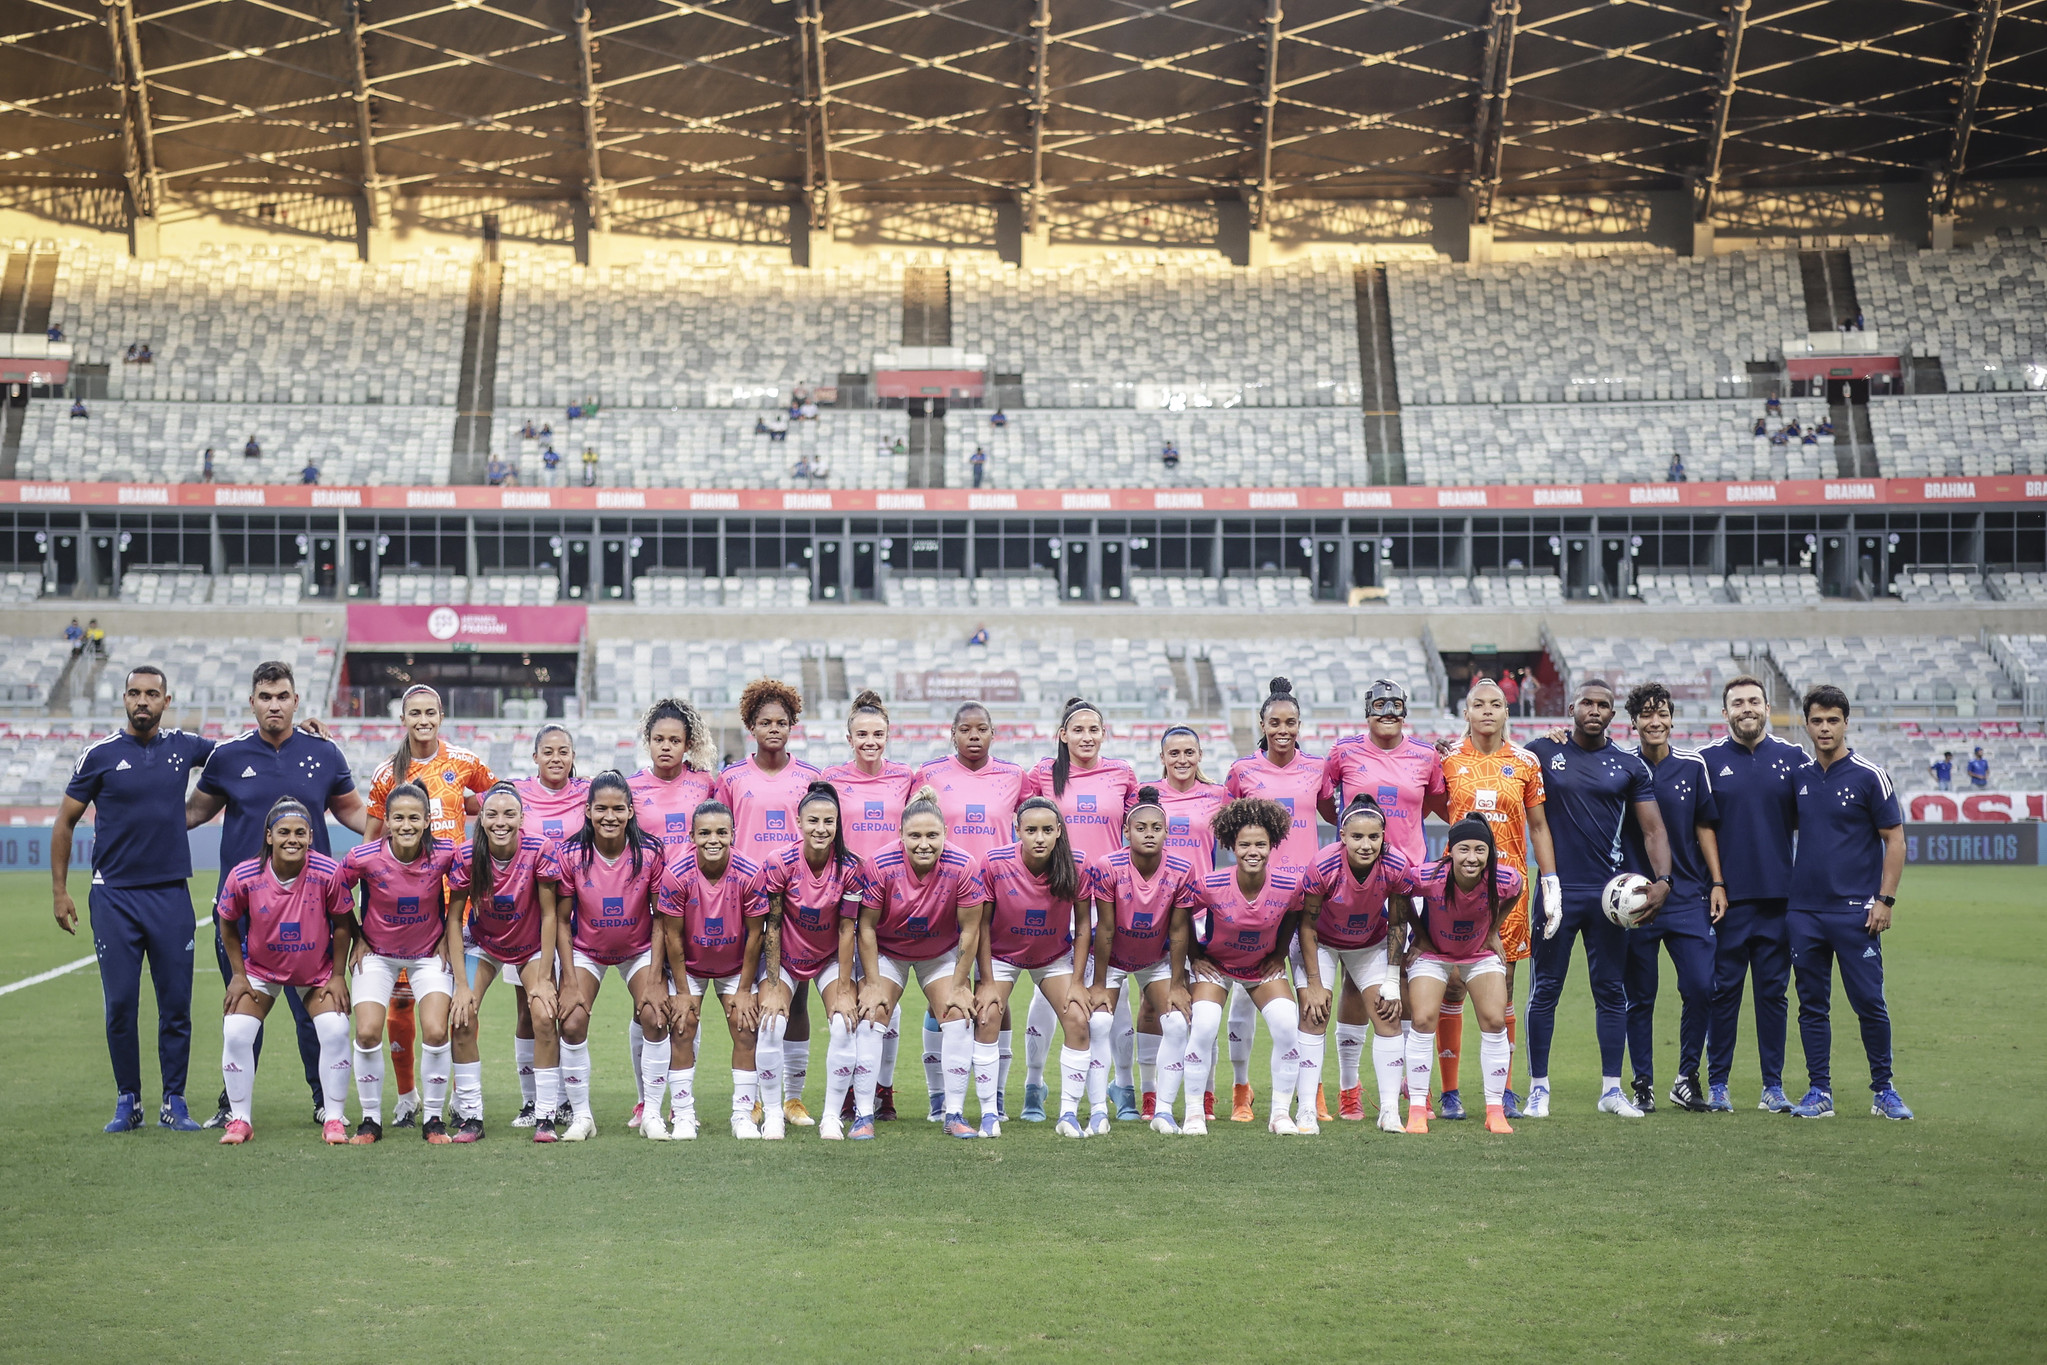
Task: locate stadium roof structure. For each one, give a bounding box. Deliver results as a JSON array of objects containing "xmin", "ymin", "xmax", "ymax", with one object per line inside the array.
[{"xmin": 4, "ymin": 0, "xmax": 2047, "ymax": 235}]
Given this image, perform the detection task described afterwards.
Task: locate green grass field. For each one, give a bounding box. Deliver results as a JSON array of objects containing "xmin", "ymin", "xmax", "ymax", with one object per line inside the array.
[{"xmin": 1, "ymin": 866, "xmax": 2041, "ymax": 1363}]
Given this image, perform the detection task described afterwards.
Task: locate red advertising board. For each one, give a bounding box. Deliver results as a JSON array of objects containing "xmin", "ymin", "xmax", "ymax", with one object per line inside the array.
[
  {"xmin": 346, "ymin": 604, "xmax": 587, "ymax": 646},
  {"xmin": 1904, "ymin": 790, "xmax": 2047, "ymax": 822},
  {"xmin": 2, "ymin": 476, "xmax": 2043, "ymax": 514}
]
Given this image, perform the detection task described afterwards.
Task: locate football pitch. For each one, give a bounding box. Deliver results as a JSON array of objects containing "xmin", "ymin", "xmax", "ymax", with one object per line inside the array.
[{"xmin": 1, "ymin": 866, "xmax": 2040, "ymax": 1363}]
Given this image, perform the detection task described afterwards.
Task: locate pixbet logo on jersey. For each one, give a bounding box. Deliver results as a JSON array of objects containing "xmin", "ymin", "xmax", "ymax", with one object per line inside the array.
[
  {"xmin": 1169, "ymin": 816, "xmax": 1190, "ymax": 836},
  {"xmin": 493, "ymin": 893, "xmax": 517, "ymax": 916},
  {"xmin": 703, "ymin": 914, "xmax": 725, "ymax": 937},
  {"xmin": 905, "ymin": 915, "xmax": 930, "ymax": 935}
]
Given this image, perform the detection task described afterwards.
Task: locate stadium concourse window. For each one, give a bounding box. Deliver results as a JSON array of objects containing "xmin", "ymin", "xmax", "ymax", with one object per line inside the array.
[
  {"xmin": 1985, "ymin": 510, "xmax": 2047, "ymax": 570},
  {"xmin": 0, "ymin": 511, "xmax": 81, "ymax": 596},
  {"xmin": 217, "ymin": 515, "xmax": 335, "ymax": 598}
]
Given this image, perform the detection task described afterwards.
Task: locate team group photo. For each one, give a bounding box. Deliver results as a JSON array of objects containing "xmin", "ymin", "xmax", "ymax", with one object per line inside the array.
[{"xmin": 3, "ymin": 0, "xmax": 2043, "ymax": 1357}]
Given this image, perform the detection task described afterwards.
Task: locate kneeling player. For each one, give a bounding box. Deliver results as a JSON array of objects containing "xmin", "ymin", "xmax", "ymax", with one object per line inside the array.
[{"xmin": 215, "ymin": 798, "xmax": 357, "ymax": 1145}]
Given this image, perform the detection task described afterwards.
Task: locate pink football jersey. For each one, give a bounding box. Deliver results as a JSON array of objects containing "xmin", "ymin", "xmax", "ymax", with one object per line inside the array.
[
  {"xmin": 1019, "ymin": 757, "xmax": 1138, "ymax": 863},
  {"xmin": 758, "ymin": 843, "xmax": 864, "ymax": 981},
  {"xmin": 338, "ymin": 837, "xmax": 457, "ymax": 959},
  {"xmin": 820, "ymin": 760, "xmax": 919, "ymax": 861},
  {"xmin": 980, "ymin": 842, "xmax": 1090, "ymax": 970},
  {"xmin": 449, "ymin": 834, "xmax": 550, "ymax": 963},
  {"xmin": 859, "ymin": 845, "xmax": 987, "ymax": 960},
  {"xmin": 1089, "ymin": 847, "xmax": 1200, "ymax": 971},
  {"xmin": 629, "ymin": 766, "xmax": 717, "ymax": 853},
  {"xmin": 656, "ymin": 850, "xmax": 765, "ymax": 979},
  {"xmin": 1193, "ymin": 867, "xmax": 1303, "ymax": 980},
  {"xmin": 1410, "ymin": 861, "xmax": 1525, "ymax": 963},
  {"xmin": 1224, "ymin": 749, "xmax": 1326, "ymax": 873},
  {"xmin": 716, "ymin": 755, "xmax": 823, "ymax": 861},
  {"xmin": 216, "ymin": 853, "xmax": 353, "ymax": 986},
  {"xmin": 542, "ymin": 837, "xmax": 663, "ymax": 966},
  {"xmin": 1321, "ymin": 735, "xmax": 1449, "ymax": 867},
  {"xmin": 916, "ymin": 754, "xmax": 1024, "ymax": 861},
  {"xmin": 1302, "ymin": 841, "xmax": 1416, "ymax": 951}
]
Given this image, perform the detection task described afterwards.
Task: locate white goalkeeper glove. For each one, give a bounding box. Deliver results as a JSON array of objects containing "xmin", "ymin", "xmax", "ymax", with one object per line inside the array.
[{"xmin": 1541, "ymin": 874, "xmax": 1562, "ymax": 940}]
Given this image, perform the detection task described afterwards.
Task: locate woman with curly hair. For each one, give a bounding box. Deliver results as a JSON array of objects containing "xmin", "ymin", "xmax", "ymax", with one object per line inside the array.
[
  {"xmin": 717, "ymin": 678, "xmax": 822, "ymax": 864},
  {"xmin": 1176, "ymin": 797, "xmax": 1311, "ymax": 1137}
]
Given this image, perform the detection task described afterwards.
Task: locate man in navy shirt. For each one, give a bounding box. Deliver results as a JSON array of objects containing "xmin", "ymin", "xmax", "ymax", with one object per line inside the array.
[
  {"xmin": 1620, "ymin": 683, "xmax": 1724, "ymax": 1114},
  {"xmin": 1523, "ymin": 679, "xmax": 1673, "ymax": 1120},
  {"xmin": 53, "ymin": 666, "xmax": 215, "ymax": 1132},
  {"xmin": 186, "ymin": 660, "xmax": 366, "ymax": 1128},
  {"xmin": 1787, "ymin": 685, "xmax": 1910, "ymax": 1120},
  {"xmin": 1697, "ymin": 675, "xmax": 1806, "ymax": 1112}
]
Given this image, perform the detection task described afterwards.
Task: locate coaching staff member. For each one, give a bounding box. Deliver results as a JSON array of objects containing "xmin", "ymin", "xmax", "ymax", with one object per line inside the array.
[
  {"xmin": 187, "ymin": 660, "xmax": 367, "ymax": 1128},
  {"xmin": 53, "ymin": 666, "xmax": 215, "ymax": 1132}
]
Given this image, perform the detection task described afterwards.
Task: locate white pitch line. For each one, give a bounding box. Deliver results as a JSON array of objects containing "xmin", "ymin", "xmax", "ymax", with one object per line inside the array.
[{"xmin": 0, "ymin": 914, "xmax": 213, "ymax": 998}]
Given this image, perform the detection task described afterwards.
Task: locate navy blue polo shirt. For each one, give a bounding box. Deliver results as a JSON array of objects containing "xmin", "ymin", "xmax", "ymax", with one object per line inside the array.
[
  {"xmin": 65, "ymin": 727, "xmax": 215, "ymax": 887},
  {"xmin": 1525, "ymin": 734, "xmax": 1656, "ymax": 892},
  {"xmin": 196, "ymin": 727, "xmax": 357, "ymax": 870},
  {"xmin": 1625, "ymin": 746, "xmax": 1721, "ymax": 906},
  {"xmin": 1790, "ymin": 751, "xmax": 1902, "ymax": 912},
  {"xmin": 1696, "ymin": 733, "xmax": 1805, "ymax": 902},
  {"xmin": 1967, "ymin": 757, "xmax": 1989, "ymax": 787}
]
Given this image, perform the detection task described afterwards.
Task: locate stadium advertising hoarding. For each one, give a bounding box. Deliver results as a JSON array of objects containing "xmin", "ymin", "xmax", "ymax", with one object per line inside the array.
[
  {"xmin": 2, "ymin": 476, "xmax": 2044, "ymax": 513},
  {"xmin": 1903, "ymin": 822, "xmax": 2040, "ymax": 866},
  {"xmin": 895, "ymin": 669, "xmax": 1024, "ymax": 702},
  {"xmin": 1904, "ymin": 791, "xmax": 2047, "ymax": 822},
  {"xmin": 346, "ymin": 604, "xmax": 587, "ymax": 646}
]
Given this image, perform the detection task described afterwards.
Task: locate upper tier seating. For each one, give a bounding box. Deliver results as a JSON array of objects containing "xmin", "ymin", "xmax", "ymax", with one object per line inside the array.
[
  {"xmin": 19, "ymin": 401, "xmax": 453, "ymax": 485},
  {"xmin": 965, "ymin": 407, "xmax": 1368, "ymax": 488},
  {"xmin": 493, "ymin": 253, "xmax": 900, "ymax": 409},
  {"xmin": 1864, "ymin": 393, "xmax": 2047, "ymax": 476},
  {"xmin": 952, "ymin": 257, "xmax": 1359, "ymax": 407},
  {"xmin": 1770, "ymin": 635, "xmax": 2019, "ymax": 713},
  {"xmin": 50, "ymin": 246, "xmax": 469, "ymax": 404},
  {"xmin": 1400, "ymin": 399, "xmax": 1834, "ymax": 485},
  {"xmin": 1387, "ymin": 252, "xmax": 1805, "ymax": 404},
  {"xmin": 1851, "ymin": 229, "xmax": 2047, "ymax": 388},
  {"xmin": 494, "ymin": 409, "xmax": 911, "ymax": 489}
]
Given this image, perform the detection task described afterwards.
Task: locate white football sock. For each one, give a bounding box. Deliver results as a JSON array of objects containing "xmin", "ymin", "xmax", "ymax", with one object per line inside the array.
[
  {"xmin": 997, "ymin": 1028, "xmax": 1013, "ymax": 1099},
  {"xmin": 1482, "ymin": 1030, "xmax": 1512, "ymax": 1108},
  {"xmin": 452, "ymin": 1060, "xmax": 483, "ymax": 1121},
  {"xmin": 1335, "ymin": 1022, "xmax": 1369, "ymax": 1089},
  {"xmin": 1228, "ymin": 986, "xmax": 1256, "ymax": 1085},
  {"xmin": 352, "ymin": 1041, "xmax": 384, "ymax": 1125},
  {"xmin": 420, "ymin": 1042, "xmax": 452, "ymax": 1121},
  {"xmin": 1136, "ymin": 1030, "xmax": 1160, "ymax": 1094},
  {"xmin": 756, "ymin": 1014, "xmax": 787, "ymax": 1114},
  {"xmin": 1184, "ymin": 998, "xmax": 1224, "ymax": 1116},
  {"xmin": 1024, "ymin": 988, "xmax": 1056, "ymax": 1087},
  {"xmin": 878, "ymin": 1004, "xmax": 901, "ymax": 1086},
  {"xmin": 1087, "ymin": 1010, "xmax": 1113, "ymax": 1115},
  {"xmin": 1405, "ymin": 1031, "xmax": 1436, "ymax": 1114},
  {"xmin": 1260, "ymin": 998, "xmax": 1301, "ymax": 1119},
  {"xmin": 221, "ymin": 1013, "xmax": 260, "ymax": 1123},
  {"xmin": 1371, "ymin": 1032, "xmax": 1406, "ymax": 1119},
  {"xmin": 973, "ymin": 1040, "xmax": 1000, "ymax": 1119},
  {"xmin": 534, "ymin": 1066, "xmax": 562, "ymax": 1118},
  {"xmin": 852, "ymin": 1019, "xmax": 884, "ymax": 1118},
  {"xmin": 514, "ymin": 1035, "xmax": 537, "ymax": 1107},
  {"xmin": 1111, "ymin": 991, "xmax": 1135, "ymax": 1089},
  {"xmin": 1295, "ymin": 1025, "xmax": 1325, "ymax": 1114},
  {"xmin": 629, "ymin": 1019, "xmax": 647, "ymax": 1104},
  {"xmin": 313, "ymin": 1012, "xmax": 351, "ymax": 1121},
  {"xmin": 640, "ymin": 1033, "xmax": 672, "ymax": 1116},
  {"xmin": 1057, "ymin": 1045, "xmax": 1091, "ymax": 1119},
  {"xmin": 1154, "ymin": 1010, "xmax": 1190, "ymax": 1111},
  {"xmin": 921, "ymin": 1014, "xmax": 944, "ymax": 1106},
  {"xmin": 731, "ymin": 1069, "xmax": 759, "ymax": 1118},
  {"xmin": 560, "ymin": 1040, "xmax": 592, "ymax": 1119},
  {"xmin": 783, "ymin": 1033, "xmax": 808, "ymax": 1107},
  {"xmin": 939, "ymin": 1018, "xmax": 972, "ymax": 1116},
  {"xmin": 1602, "ymin": 1074, "xmax": 1622, "ymax": 1095},
  {"xmin": 823, "ymin": 1015, "xmax": 856, "ymax": 1121},
  {"xmin": 668, "ymin": 1067, "xmax": 695, "ymax": 1121}
]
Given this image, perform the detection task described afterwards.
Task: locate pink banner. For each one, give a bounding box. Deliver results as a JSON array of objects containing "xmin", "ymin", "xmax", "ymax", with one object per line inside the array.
[
  {"xmin": 1904, "ymin": 791, "xmax": 2047, "ymax": 822},
  {"xmin": 346, "ymin": 604, "xmax": 587, "ymax": 646}
]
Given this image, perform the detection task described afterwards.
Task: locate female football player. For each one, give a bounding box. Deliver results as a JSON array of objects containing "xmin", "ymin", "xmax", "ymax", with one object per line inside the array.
[
  {"xmin": 505, "ymin": 724, "xmax": 585, "ymax": 1125},
  {"xmin": 654, "ymin": 799, "xmax": 767, "ymax": 1140},
  {"xmin": 213, "ymin": 798, "xmax": 356, "ymax": 1145},
  {"xmin": 540, "ymin": 771, "xmax": 667, "ymax": 1141},
  {"xmin": 759, "ymin": 782, "xmax": 866, "ymax": 1139},
  {"xmin": 447, "ymin": 782, "xmax": 557, "ymax": 1143},
  {"xmin": 337, "ymin": 782, "xmax": 458, "ymax": 1144},
  {"xmin": 1148, "ymin": 725, "xmax": 1228, "ymax": 1119},
  {"xmin": 854, "ymin": 786, "xmax": 990, "ymax": 1140}
]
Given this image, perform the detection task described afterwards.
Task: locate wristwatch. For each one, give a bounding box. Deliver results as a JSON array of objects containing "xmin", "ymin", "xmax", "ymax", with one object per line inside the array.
[
  {"xmin": 1654, "ymin": 874, "xmax": 1674, "ymax": 886},
  {"xmin": 1873, "ymin": 894, "xmax": 1896, "ymax": 907}
]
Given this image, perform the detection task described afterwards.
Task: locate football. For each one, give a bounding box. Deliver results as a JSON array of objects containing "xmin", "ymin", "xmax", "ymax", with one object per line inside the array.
[{"xmin": 1601, "ymin": 873, "xmax": 1654, "ymax": 928}]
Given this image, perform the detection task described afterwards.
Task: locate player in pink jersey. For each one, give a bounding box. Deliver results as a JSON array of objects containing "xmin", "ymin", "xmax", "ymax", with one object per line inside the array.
[
  {"xmin": 654, "ymin": 799, "xmax": 769, "ymax": 1141},
  {"xmin": 540, "ymin": 770, "xmax": 668, "ymax": 1142},
  {"xmin": 335, "ymin": 782, "xmax": 460, "ymax": 1144},
  {"xmin": 973, "ymin": 798, "xmax": 1094, "ymax": 1139},
  {"xmin": 213, "ymin": 798, "xmax": 357, "ymax": 1145},
  {"xmin": 623, "ymin": 698, "xmax": 716, "ymax": 1130},
  {"xmin": 1017, "ymin": 697, "xmax": 1139, "ymax": 1123},
  {"xmin": 759, "ymin": 782, "xmax": 866, "ymax": 1140},
  {"xmin": 504, "ymin": 725, "xmax": 585, "ymax": 1129},
  {"xmin": 1176, "ymin": 797, "xmax": 1311, "ymax": 1136},
  {"xmin": 1318, "ymin": 680, "xmax": 1449, "ymax": 866},
  {"xmin": 1147, "ymin": 725, "xmax": 1229, "ymax": 1121},
  {"xmin": 918, "ymin": 702, "xmax": 1026, "ymax": 1122},
  {"xmin": 1297, "ymin": 795, "xmax": 1417, "ymax": 1132},
  {"xmin": 1088, "ymin": 787, "xmax": 1202, "ymax": 1136},
  {"xmin": 1399, "ymin": 816, "xmax": 1525, "ymax": 1135},
  {"xmin": 445, "ymin": 783, "xmax": 556, "ymax": 1143},
  {"xmin": 1221, "ymin": 678, "xmax": 1327, "ymax": 1124},
  {"xmin": 716, "ymin": 678, "xmax": 823, "ymax": 862},
  {"xmin": 854, "ymin": 785, "xmax": 990, "ymax": 1140},
  {"xmin": 815, "ymin": 690, "xmax": 918, "ymax": 1126}
]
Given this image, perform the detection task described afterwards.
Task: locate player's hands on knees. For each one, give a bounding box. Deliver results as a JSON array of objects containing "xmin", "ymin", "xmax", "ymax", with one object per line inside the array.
[
  {"xmin": 1299, "ymin": 984, "xmax": 1332, "ymax": 1029},
  {"xmin": 1368, "ymin": 989, "xmax": 1402, "ymax": 1028},
  {"xmin": 450, "ymin": 987, "xmax": 477, "ymax": 1032},
  {"xmin": 223, "ymin": 973, "xmax": 254, "ymax": 1015},
  {"xmin": 526, "ymin": 980, "xmax": 555, "ymax": 1021},
  {"xmin": 856, "ymin": 982, "xmax": 889, "ymax": 1023},
  {"xmin": 757, "ymin": 979, "xmax": 791, "ymax": 1019},
  {"xmin": 728, "ymin": 989, "xmax": 759, "ymax": 1033},
  {"xmin": 1165, "ymin": 983, "xmax": 1192, "ymax": 1019}
]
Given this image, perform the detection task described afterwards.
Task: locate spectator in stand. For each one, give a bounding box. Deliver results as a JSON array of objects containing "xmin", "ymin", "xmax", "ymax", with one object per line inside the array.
[
  {"xmin": 810, "ymin": 456, "xmax": 831, "ymax": 484},
  {"xmin": 136, "ymin": 344, "xmax": 152, "ymax": 363},
  {"xmin": 1162, "ymin": 440, "xmax": 1180, "ymax": 470},
  {"xmin": 990, "ymin": 408, "xmax": 1008, "ymax": 429},
  {"xmin": 1498, "ymin": 670, "xmax": 1521, "ymax": 713},
  {"xmin": 1968, "ymin": 747, "xmax": 1989, "ymax": 789},
  {"xmin": 65, "ymin": 618, "xmax": 84, "ymax": 656},
  {"xmin": 1816, "ymin": 416, "xmax": 1833, "ymax": 436},
  {"xmin": 787, "ymin": 396, "xmax": 803, "ymax": 421},
  {"xmin": 521, "ymin": 418, "xmax": 538, "ymax": 441},
  {"xmin": 970, "ymin": 445, "xmax": 988, "ymax": 488},
  {"xmin": 581, "ymin": 447, "xmax": 599, "ymax": 486},
  {"xmin": 566, "ymin": 401, "xmax": 583, "ymax": 423},
  {"xmin": 46, "ymin": 322, "xmax": 63, "ymax": 342},
  {"xmin": 799, "ymin": 397, "xmax": 819, "ymax": 421},
  {"xmin": 124, "ymin": 343, "xmax": 139, "ymax": 363},
  {"xmin": 538, "ymin": 422, "xmax": 552, "ymax": 442},
  {"xmin": 244, "ymin": 434, "xmax": 262, "ymax": 461},
  {"xmin": 300, "ymin": 460, "xmax": 320, "ymax": 486},
  {"xmin": 542, "ymin": 445, "xmax": 562, "ymax": 486},
  {"xmin": 485, "ymin": 456, "xmax": 509, "ymax": 486},
  {"xmin": 1753, "ymin": 416, "xmax": 1769, "ymax": 437},
  {"xmin": 1765, "ymin": 393, "xmax": 1782, "ymax": 417},
  {"xmin": 890, "ymin": 436, "xmax": 905, "ymax": 456},
  {"xmin": 86, "ymin": 619, "xmax": 106, "ymax": 658},
  {"xmin": 768, "ymin": 418, "xmax": 788, "ymax": 443},
  {"xmin": 1801, "ymin": 427, "xmax": 1818, "ymax": 446},
  {"xmin": 1519, "ymin": 666, "xmax": 1538, "ymax": 716},
  {"xmin": 755, "ymin": 415, "xmax": 772, "ymax": 437},
  {"xmin": 968, "ymin": 623, "xmax": 990, "ymax": 647},
  {"xmin": 1929, "ymin": 751, "xmax": 1953, "ymax": 791},
  {"xmin": 1853, "ymin": 310, "xmax": 1864, "ymax": 331},
  {"xmin": 1666, "ymin": 453, "xmax": 1687, "ymax": 483},
  {"xmin": 791, "ymin": 456, "xmax": 814, "ymax": 485},
  {"xmin": 1769, "ymin": 425, "xmax": 1790, "ymax": 447},
  {"xmin": 1782, "ymin": 419, "xmax": 1800, "ymax": 439},
  {"xmin": 583, "ymin": 395, "xmax": 600, "ymax": 419},
  {"xmin": 70, "ymin": 397, "xmax": 89, "ymax": 419},
  {"xmin": 201, "ymin": 448, "xmax": 216, "ymax": 483}
]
